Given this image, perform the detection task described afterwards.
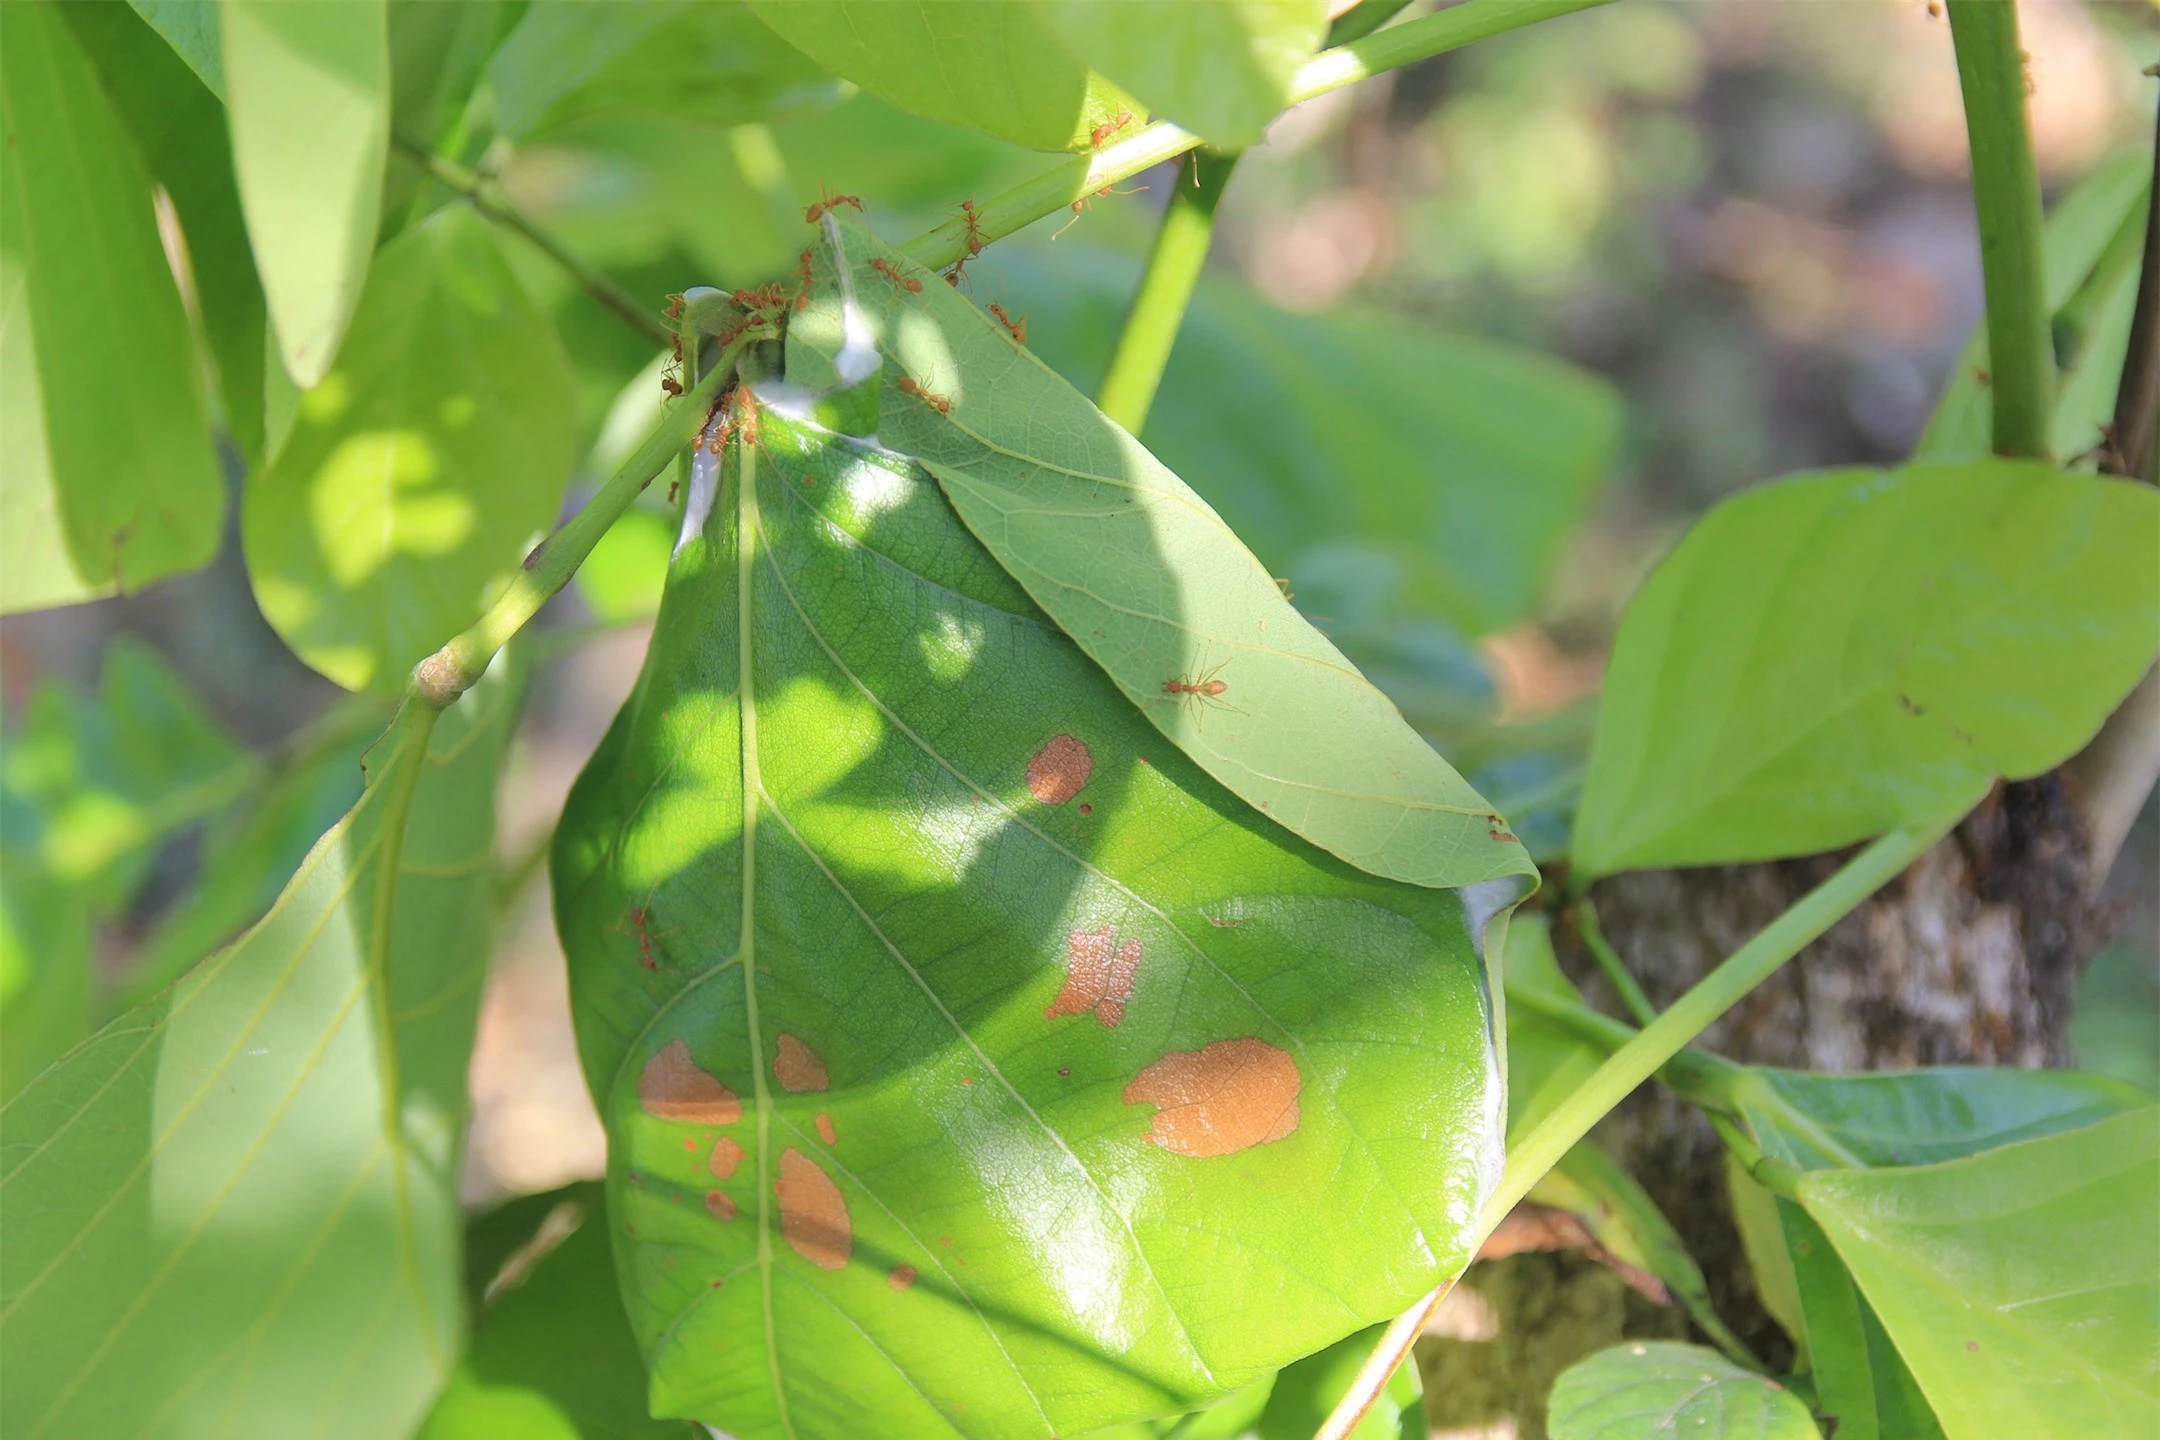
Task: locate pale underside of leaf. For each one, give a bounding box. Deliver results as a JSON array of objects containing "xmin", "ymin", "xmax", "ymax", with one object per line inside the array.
[{"xmin": 784, "ymin": 217, "xmax": 1530, "ymax": 893}]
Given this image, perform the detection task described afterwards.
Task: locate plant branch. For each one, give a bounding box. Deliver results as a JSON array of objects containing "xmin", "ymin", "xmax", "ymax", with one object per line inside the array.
[
  {"xmin": 1947, "ymin": 0, "xmax": 2054, "ymax": 458},
  {"xmin": 410, "ymin": 348, "xmax": 739, "ymax": 709},
  {"xmin": 1313, "ymin": 818, "xmax": 1954, "ymax": 1440},
  {"xmin": 392, "ymin": 132, "xmax": 671, "ymax": 347},
  {"xmin": 1096, "ymin": 149, "xmax": 1239, "ymax": 433},
  {"xmin": 1569, "ymin": 896, "xmax": 1656, "ymax": 1025},
  {"xmin": 901, "ymin": 0, "xmax": 1615, "ymax": 271},
  {"xmin": 1325, "ymin": 0, "xmax": 1418, "ymax": 47},
  {"xmin": 2103, "ymin": 105, "xmax": 2159, "ymax": 483}
]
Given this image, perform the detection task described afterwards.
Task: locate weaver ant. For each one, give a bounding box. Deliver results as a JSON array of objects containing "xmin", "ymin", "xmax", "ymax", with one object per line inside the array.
[
  {"xmin": 1162, "ymin": 655, "xmax": 1243, "ymax": 725},
  {"xmin": 1055, "ymin": 182, "xmax": 1147, "ymax": 239},
  {"xmin": 795, "ymin": 249, "xmax": 815, "ymax": 311},
  {"xmin": 896, "ymin": 376, "xmax": 952, "ymax": 414},
  {"xmin": 613, "ymin": 903, "xmax": 677, "ymax": 972},
  {"xmin": 804, "ymin": 186, "xmax": 863, "ymax": 224},
  {"xmin": 957, "ymin": 199, "xmax": 988, "ymax": 258},
  {"xmin": 871, "ymin": 257, "xmax": 924, "ymax": 293},
  {"xmin": 988, "ymin": 302, "xmax": 1027, "ymax": 345},
  {"xmin": 663, "ymin": 292, "xmax": 686, "ymax": 322},
  {"xmin": 1090, "ymin": 110, "xmax": 1134, "ymax": 148}
]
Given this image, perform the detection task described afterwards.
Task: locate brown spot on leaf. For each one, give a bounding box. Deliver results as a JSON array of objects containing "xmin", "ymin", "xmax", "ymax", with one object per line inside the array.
[
  {"xmin": 816, "ymin": 1113, "xmax": 837, "ymax": 1145},
  {"xmin": 1078, "ymin": 803, "xmax": 1092, "ymax": 816},
  {"xmin": 639, "ymin": 1040, "xmax": 742, "ymax": 1124},
  {"xmin": 773, "ymin": 1033, "xmax": 829, "ymax": 1092},
  {"xmin": 777, "ymin": 1148, "xmax": 851, "ymax": 1270},
  {"xmin": 888, "ymin": 1264, "xmax": 918, "ymax": 1292},
  {"xmin": 708, "ymin": 1136, "xmax": 745, "ymax": 1179},
  {"xmin": 1026, "ymin": 734, "xmax": 1093, "ymax": 803},
  {"xmin": 1047, "ymin": 926, "xmax": 1143, "ymax": 1027},
  {"xmin": 705, "ymin": 1190, "xmax": 737, "ymax": 1221},
  {"xmin": 1123, "ymin": 1038, "xmax": 1301, "ymax": 1157}
]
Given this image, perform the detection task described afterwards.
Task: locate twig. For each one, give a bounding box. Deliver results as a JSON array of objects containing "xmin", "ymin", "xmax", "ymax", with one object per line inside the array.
[
  {"xmin": 392, "ymin": 132, "xmax": 670, "ymax": 347},
  {"xmin": 1570, "ymin": 896, "xmax": 1657, "ymax": 1026}
]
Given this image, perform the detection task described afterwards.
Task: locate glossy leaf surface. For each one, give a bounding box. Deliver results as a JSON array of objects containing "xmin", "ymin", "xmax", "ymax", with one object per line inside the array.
[
  {"xmin": 1574, "ymin": 460, "xmax": 2160, "ymax": 876},
  {"xmin": 0, "ymin": 661, "xmax": 521, "ymax": 1440},
  {"xmin": 221, "ymin": 0, "xmax": 389, "ymax": 386},
  {"xmin": 1039, "ymin": 0, "xmax": 1325, "ymax": 148},
  {"xmin": 744, "ymin": 0, "xmax": 1140, "ymax": 152},
  {"xmin": 1547, "ymin": 1342, "xmax": 1821, "ymax": 1440},
  {"xmin": 418, "ymin": 1184, "xmax": 689, "ymax": 1439},
  {"xmin": 487, "ymin": 0, "xmax": 832, "ymax": 142},
  {"xmin": 1799, "ymin": 1107, "xmax": 2160, "ymax": 1440},
  {"xmin": 244, "ymin": 207, "xmax": 579, "ymax": 693},
  {"xmin": 0, "ymin": 0, "xmax": 223, "ymax": 613},
  {"xmin": 1777, "ymin": 1199, "xmax": 1943, "ymax": 1440},
  {"xmin": 552, "ymin": 409, "xmax": 1501, "ymax": 1439},
  {"xmin": 790, "ymin": 219, "xmax": 1531, "ymax": 891}
]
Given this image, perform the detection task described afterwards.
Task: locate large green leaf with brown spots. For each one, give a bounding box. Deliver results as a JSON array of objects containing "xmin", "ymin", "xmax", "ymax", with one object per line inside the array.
[{"xmin": 551, "ymin": 402, "xmax": 1504, "ymax": 1439}]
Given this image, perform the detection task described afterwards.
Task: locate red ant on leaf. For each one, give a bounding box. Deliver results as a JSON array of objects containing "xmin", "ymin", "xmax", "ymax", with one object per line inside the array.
[
  {"xmin": 613, "ymin": 903, "xmax": 677, "ymax": 972},
  {"xmin": 1162, "ymin": 655, "xmax": 1242, "ymax": 726},
  {"xmin": 896, "ymin": 376, "xmax": 952, "ymax": 414},
  {"xmin": 804, "ymin": 186, "xmax": 864, "ymax": 224},
  {"xmin": 663, "ymin": 292, "xmax": 686, "ymax": 322},
  {"xmin": 988, "ymin": 302, "xmax": 1027, "ymax": 345},
  {"xmin": 957, "ymin": 199, "xmax": 988, "ymax": 258},
  {"xmin": 1089, "ymin": 110, "xmax": 1134, "ymax": 149},
  {"xmin": 871, "ymin": 257, "xmax": 924, "ymax": 293},
  {"xmin": 794, "ymin": 249, "xmax": 815, "ymax": 311}
]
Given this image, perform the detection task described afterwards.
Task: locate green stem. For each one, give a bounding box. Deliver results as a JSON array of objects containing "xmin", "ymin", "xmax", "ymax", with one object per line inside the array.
[
  {"xmin": 392, "ymin": 133, "xmax": 671, "ymax": 348},
  {"xmin": 901, "ymin": 0, "xmax": 1614, "ymax": 271},
  {"xmin": 1946, "ymin": 0, "xmax": 2054, "ymax": 459},
  {"xmin": 2104, "ymin": 109, "xmax": 2159, "ymax": 482},
  {"xmin": 1482, "ymin": 823, "xmax": 1946, "ymax": 1231},
  {"xmin": 1314, "ymin": 819, "xmax": 1952, "ymax": 1440},
  {"xmin": 1570, "ymin": 896, "xmax": 1657, "ymax": 1025},
  {"xmin": 409, "ymin": 346, "xmax": 740, "ymax": 709},
  {"xmin": 1324, "ymin": 0, "xmax": 1417, "ymax": 47},
  {"xmin": 1096, "ymin": 150, "xmax": 1239, "ymax": 432}
]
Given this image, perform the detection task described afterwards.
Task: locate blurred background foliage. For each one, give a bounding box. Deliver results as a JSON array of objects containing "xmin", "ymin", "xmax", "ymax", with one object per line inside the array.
[{"xmin": 3, "ymin": 0, "xmax": 2154, "ymax": 1207}]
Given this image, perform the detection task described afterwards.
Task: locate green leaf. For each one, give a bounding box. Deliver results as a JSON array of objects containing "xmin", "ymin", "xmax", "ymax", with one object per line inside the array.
[
  {"xmin": 1547, "ymin": 1342, "xmax": 1821, "ymax": 1440},
  {"xmin": 1798, "ymin": 1106, "xmax": 2160, "ymax": 1440},
  {"xmin": 60, "ymin": 0, "xmax": 269, "ymax": 463},
  {"xmin": 1038, "ymin": 0, "xmax": 1326, "ymax": 149},
  {"xmin": 417, "ymin": 1183, "xmax": 690, "ymax": 1440},
  {"xmin": 243, "ymin": 206, "xmax": 580, "ymax": 693},
  {"xmin": 0, "ymin": 0, "xmax": 225, "ymax": 613},
  {"xmin": 487, "ymin": 0, "xmax": 834, "ymax": 143},
  {"xmin": 552, "ymin": 408, "xmax": 1501, "ymax": 1438},
  {"xmin": 1726, "ymin": 1159, "xmax": 1804, "ymax": 1358},
  {"xmin": 0, "ymin": 658, "xmax": 522, "ymax": 1440},
  {"xmin": 127, "ymin": 0, "xmax": 224, "ymax": 95},
  {"xmin": 1530, "ymin": 1142, "xmax": 1725, "ymax": 1331},
  {"xmin": 389, "ymin": 0, "xmax": 508, "ymax": 146},
  {"xmin": 118, "ymin": 719, "xmax": 378, "ymax": 1012},
  {"xmin": 221, "ymin": 0, "xmax": 390, "ymax": 386},
  {"xmin": 127, "ymin": 0, "xmax": 224, "ymax": 98},
  {"xmin": 0, "ymin": 638, "xmax": 249, "ymax": 1098},
  {"xmin": 792, "ymin": 219, "xmax": 1531, "ymax": 891},
  {"xmin": 979, "ymin": 249, "xmax": 1623, "ymax": 641},
  {"xmin": 1258, "ymin": 1321, "xmax": 1423, "ymax": 1440},
  {"xmin": 1776, "ymin": 1201, "xmax": 1943, "ymax": 1440},
  {"xmin": 1727, "ymin": 1064, "xmax": 2149, "ymax": 1171},
  {"xmin": 1918, "ymin": 149, "xmax": 2150, "ymax": 465},
  {"xmin": 743, "ymin": 0, "xmax": 1140, "ymax": 152},
  {"xmin": 1573, "ymin": 460, "xmax": 2160, "ymax": 877},
  {"xmin": 1501, "ymin": 912, "xmax": 1601, "ymax": 1139}
]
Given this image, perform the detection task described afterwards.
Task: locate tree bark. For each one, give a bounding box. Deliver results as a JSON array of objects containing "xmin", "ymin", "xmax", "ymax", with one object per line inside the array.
[{"xmin": 1420, "ymin": 775, "xmax": 2107, "ymax": 1437}]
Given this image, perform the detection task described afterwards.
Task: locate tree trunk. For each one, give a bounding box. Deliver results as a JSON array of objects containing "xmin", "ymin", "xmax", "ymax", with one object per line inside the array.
[{"xmin": 1419, "ymin": 775, "xmax": 2106, "ymax": 1437}]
